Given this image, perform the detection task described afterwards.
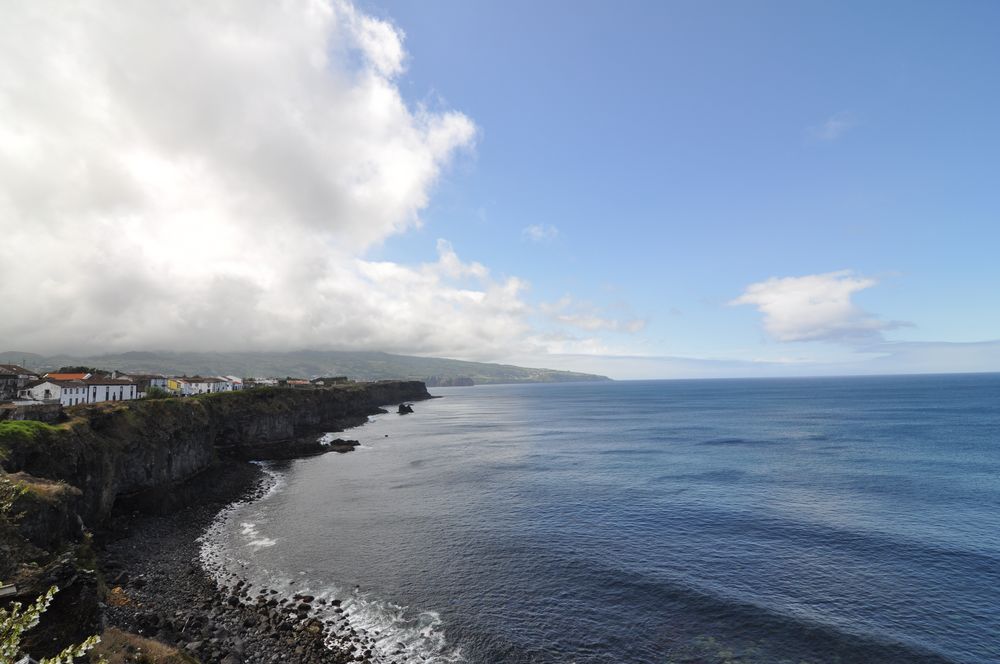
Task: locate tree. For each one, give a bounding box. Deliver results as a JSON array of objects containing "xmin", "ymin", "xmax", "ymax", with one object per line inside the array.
[{"xmin": 143, "ymin": 387, "xmax": 171, "ymax": 400}]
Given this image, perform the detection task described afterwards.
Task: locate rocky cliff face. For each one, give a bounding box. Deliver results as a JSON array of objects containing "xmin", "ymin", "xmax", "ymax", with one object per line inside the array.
[
  {"xmin": 0, "ymin": 381, "xmax": 430, "ymax": 525},
  {"xmin": 0, "ymin": 381, "xmax": 429, "ymax": 658}
]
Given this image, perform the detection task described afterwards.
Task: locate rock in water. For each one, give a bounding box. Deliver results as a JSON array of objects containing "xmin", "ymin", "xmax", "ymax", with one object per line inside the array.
[{"xmin": 398, "ymin": 403, "xmax": 414, "ymax": 414}]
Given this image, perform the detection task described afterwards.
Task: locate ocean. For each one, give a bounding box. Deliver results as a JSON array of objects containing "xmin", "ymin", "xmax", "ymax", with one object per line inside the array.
[{"xmin": 202, "ymin": 374, "xmax": 1000, "ymax": 663}]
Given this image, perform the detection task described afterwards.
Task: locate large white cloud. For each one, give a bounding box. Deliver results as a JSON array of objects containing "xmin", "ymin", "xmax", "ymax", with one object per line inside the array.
[
  {"xmin": 0, "ymin": 0, "xmax": 559, "ymax": 356},
  {"xmin": 731, "ymin": 270, "xmax": 907, "ymax": 343}
]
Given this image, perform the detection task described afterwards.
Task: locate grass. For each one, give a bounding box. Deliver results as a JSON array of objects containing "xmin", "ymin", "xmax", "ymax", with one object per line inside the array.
[
  {"xmin": 89, "ymin": 628, "xmax": 198, "ymax": 663},
  {"xmin": 8, "ymin": 473, "xmax": 79, "ymax": 503},
  {"xmin": 0, "ymin": 420, "xmax": 64, "ymax": 463},
  {"xmin": 0, "ymin": 420, "xmax": 61, "ymax": 445}
]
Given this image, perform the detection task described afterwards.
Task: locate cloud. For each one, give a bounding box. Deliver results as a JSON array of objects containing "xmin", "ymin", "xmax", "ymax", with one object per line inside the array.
[
  {"xmin": 511, "ymin": 338, "xmax": 1000, "ymax": 380},
  {"xmin": 0, "ymin": 1, "xmax": 568, "ymax": 357},
  {"xmin": 522, "ymin": 224, "xmax": 559, "ymax": 243},
  {"xmin": 731, "ymin": 270, "xmax": 908, "ymax": 343},
  {"xmin": 808, "ymin": 112, "xmax": 857, "ymax": 142},
  {"xmin": 539, "ymin": 297, "xmax": 646, "ymax": 333},
  {"xmin": 858, "ymin": 340, "xmax": 1000, "ymax": 374}
]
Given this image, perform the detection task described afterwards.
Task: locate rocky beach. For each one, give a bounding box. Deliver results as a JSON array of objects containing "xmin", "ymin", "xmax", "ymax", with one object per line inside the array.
[
  {"xmin": 0, "ymin": 382, "xmax": 430, "ymax": 662},
  {"xmin": 98, "ymin": 461, "xmax": 387, "ymax": 663}
]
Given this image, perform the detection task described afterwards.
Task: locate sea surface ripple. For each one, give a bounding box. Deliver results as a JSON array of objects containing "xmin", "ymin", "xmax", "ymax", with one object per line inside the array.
[{"xmin": 204, "ymin": 374, "xmax": 1000, "ymax": 663}]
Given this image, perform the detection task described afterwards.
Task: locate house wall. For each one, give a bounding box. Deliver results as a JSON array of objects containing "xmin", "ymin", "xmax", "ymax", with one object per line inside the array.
[
  {"xmin": 21, "ymin": 382, "xmax": 63, "ymax": 403},
  {"xmin": 173, "ymin": 381, "xmax": 207, "ymax": 395},
  {"xmin": 61, "ymin": 384, "xmax": 88, "ymax": 406},
  {"xmin": 87, "ymin": 384, "xmax": 137, "ymax": 404},
  {"xmin": 0, "ymin": 376, "xmax": 17, "ymax": 400}
]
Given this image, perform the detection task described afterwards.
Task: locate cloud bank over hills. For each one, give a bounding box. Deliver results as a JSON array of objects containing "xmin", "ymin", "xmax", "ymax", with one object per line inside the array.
[
  {"xmin": 2, "ymin": 1, "xmax": 997, "ymax": 380},
  {"xmin": 0, "ymin": 0, "xmax": 534, "ymax": 359}
]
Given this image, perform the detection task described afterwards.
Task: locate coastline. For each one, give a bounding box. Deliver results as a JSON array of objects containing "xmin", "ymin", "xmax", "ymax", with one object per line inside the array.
[
  {"xmin": 98, "ymin": 455, "xmax": 386, "ymax": 663},
  {"xmin": 0, "ymin": 382, "xmax": 433, "ymax": 660}
]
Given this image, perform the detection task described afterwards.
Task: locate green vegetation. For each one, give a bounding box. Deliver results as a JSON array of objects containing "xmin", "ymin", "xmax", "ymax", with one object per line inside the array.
[
  {"xmin": 142, "ymin": 387, "xmax": 171, "ymax": 400},
  {"xmin": 0, "ymin": 420, "xmax": 61, "ymax": 445},
  {"xmin": 17, "ymin": 477, "xmax": 78, "ymax": 505},
  {"xmin": 194, "ymin": 386, "xmax": 298, "ymax": 415},
  {"xmin": 1, "ymin": 474, "xmax": 102, "ymax": 663},
  {"xmin": 0, "ymin": 474, "xmax": 27, "ymax": 523},
  {"xmin": 0, "ymin": 586, "xmax": 104, "ymax": 663},
  {"xmin": 0, "ymin": 420, "xmax": 63, "ymax": 463}
]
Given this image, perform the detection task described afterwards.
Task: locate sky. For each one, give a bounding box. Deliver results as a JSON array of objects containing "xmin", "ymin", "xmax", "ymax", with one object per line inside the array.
[{"xmin": 1, "ymin": 0, "xmax": 998, "ymax": 379}]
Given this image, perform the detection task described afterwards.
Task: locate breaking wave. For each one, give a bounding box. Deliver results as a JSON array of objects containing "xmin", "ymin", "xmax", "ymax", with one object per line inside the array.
[{"xmin": 199, "ymin": 457, "xmax": 464, "ymax": 664}]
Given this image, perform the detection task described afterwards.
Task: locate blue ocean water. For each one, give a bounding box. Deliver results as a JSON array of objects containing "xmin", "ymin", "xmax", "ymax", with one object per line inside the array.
[{"xmin": 204, "ymin": 375, "xmax": 1000, "ymax": 663}]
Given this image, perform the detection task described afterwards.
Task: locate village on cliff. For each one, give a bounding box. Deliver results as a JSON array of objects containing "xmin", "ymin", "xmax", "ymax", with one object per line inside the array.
[{"xmin": 0, "ymin": 363, "xmax": 350, "ymax": 420}]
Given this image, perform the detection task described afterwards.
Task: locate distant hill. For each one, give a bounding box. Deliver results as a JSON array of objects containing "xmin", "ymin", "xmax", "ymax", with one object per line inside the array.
[{"xmin": 0, "ymin": 350, "xmax": 610, "ymax": 386}]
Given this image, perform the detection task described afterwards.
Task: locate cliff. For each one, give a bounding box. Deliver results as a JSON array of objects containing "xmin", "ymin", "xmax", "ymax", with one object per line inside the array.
[
  {"xmin": 0, "ymin": 381, "xmax": 430, "ymax": 526},
  {"xmin": 0, "ymin": 381, "xmax": 429, "ymax": 657}
]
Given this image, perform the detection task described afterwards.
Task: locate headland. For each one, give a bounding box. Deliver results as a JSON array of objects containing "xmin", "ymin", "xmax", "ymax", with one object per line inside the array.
[{"xmin": 0, "ymin": 380, "xmax": 430, "ymax": 662}]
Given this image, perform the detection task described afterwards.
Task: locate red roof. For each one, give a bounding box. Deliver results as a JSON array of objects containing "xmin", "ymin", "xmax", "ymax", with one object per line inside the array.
[{"xmin": 45, "ymin": 372, "xmax": 90, "ymax": 380}]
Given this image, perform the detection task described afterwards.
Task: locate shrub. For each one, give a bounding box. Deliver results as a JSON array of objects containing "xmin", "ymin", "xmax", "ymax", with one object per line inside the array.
[
  {"xmin": 0, "ymin": 474, "xmax": 27, "ymax": 524},
  {"xmin": 0, "ymin": 585, "xmax": 104, "ymax": 663},
  {"xmin": 2, "ymin": 475, "xmax": 102, "ymax": 662},
  {"xmin": 143, "ymin": 387, "xmax": 171, "ymax": 400}
]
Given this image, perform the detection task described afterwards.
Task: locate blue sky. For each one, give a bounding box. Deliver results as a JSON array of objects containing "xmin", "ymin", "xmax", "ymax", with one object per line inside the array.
[
  {"xmin": 359, "ymin": 0, "xmax": 1000, "ymax": 375},
  {"xmin": 2, "ymin": 1, "xmax": 997, "ymax": 378}
]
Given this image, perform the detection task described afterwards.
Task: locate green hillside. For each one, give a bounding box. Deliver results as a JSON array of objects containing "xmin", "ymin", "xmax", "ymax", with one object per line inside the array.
[{"xmin": 1, "ymin": 350, "xmax": 610, "ymax": 386}]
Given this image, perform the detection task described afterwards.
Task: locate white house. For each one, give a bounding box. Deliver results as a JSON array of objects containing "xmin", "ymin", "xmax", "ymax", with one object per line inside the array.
[
  {"xmin": 168, "ymin": 376, "xmax": 228, "ymax": 395},
  {"xmin": 19, "ymin": 377, "xmax": 137, "ymax": 406},
  {"xmin": 84, "ymin": 377, "xmax": 138, "ymax": 403},
  {"xmin": 115, "ymin": 372, "xmax": 168, "ymax": 397},
  {"xmin": 222, "ymin": 375, "xmax": 244, "ymax": 391},
  {"xmin": 246, "ymin": 377, "xmax": 278, "ymax": 388},
  {"xmin": 20, "ymin": 380, "xmax": 77, "ymax": 405}
]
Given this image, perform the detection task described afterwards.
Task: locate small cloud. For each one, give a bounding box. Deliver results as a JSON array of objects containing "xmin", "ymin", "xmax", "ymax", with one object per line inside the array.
[
  {"xmin": 623, "ymin": 318, "xmax": 647, "ymax": 333},
  {"xmin": 731, "ymin": 270, "xmax": 910, "ymax": 343},
  {"xmin": 808, "ymin": 111, "xmax": 857, "ymax": 142},
  {"xmin": 522, "ymin": 224, "xmax": 559, "ymax": 243},
  {"xmin": 431, "ymin": 239, "xmax": 488, "ymax": 280},
  {"xmin": 539, "ymin": 296, "xmax": 645, "ymax": 333}
]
